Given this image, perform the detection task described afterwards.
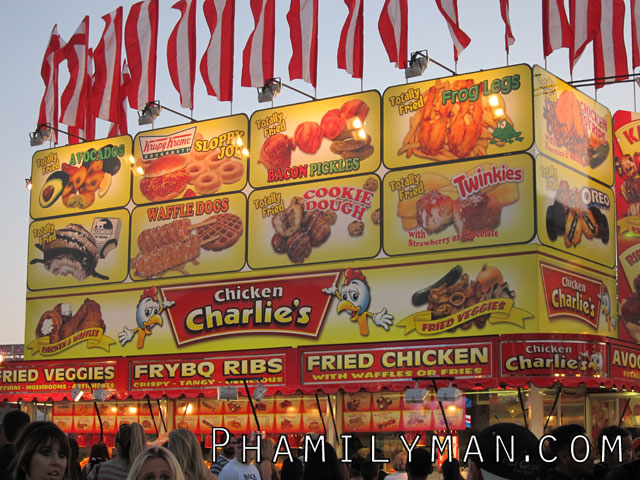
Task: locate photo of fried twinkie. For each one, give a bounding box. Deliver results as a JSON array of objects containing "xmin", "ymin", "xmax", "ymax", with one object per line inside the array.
[
  {"xmin": 396, "ymin": 165, "xmax": 520, "ymax": 233},
  {"xmin": 398, "ymin": 79, "xmax": 498, "ymax": 161}
]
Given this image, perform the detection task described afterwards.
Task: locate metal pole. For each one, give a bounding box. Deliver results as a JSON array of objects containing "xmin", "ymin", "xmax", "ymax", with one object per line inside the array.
[
  {"xmin": 93, "ymin": 400, "xmax": 103, "ymax": 443},
  {"xmin": 544, "ymin": 387, "xmax": 562, "ymax": 431},
  {"xmin": 243, "ymin": 379, "xmax": 261, "ymax": 432},
  {"xmin": 157, "ymin": 399, "xmax": 167, "ymax": 433},
  {"xmin": 432, "ymin": 379, "xmax": 450, "ymax": 434},
  {"xmin": 146, "ymin": 396, "xmax": 159, "ymax": 436},
  {"xmin": 326, "ymin": 394, "xmax": 340, "ymax": 445},
  {"xmin": 314, "ymin": 393, "xmax": 327, "ymax": 436},
  {"xmin": 517, "ymin": 387, "xmax": 529, "ymax": 430}
]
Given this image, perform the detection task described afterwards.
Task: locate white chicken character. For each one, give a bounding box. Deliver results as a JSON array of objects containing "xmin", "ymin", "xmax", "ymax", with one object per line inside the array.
[
  {"xmin": 323, "ymin": 268, "xmax": 393, "ymax": 335},
  {"xmin": 119, "ymin": 287, "xmax": 174, "ymax": 349}
]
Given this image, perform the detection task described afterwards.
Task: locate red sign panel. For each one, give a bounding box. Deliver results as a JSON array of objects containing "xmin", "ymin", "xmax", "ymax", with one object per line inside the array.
[
  {"xmin": 302, "ymin": 341, "xmax": 493, "ymax": 386},
  {"xmin": 129, "ymin": 351, "xmax": 288, "ymax": 393},
  {"xmin": 610, "ymin": 341, "xmax": 640, "ymax": 381},
  {"xmin": 500, "ymin": 339, "xmax": 607, "ymax": 377},
  {"xmin": 540, "ymin": 263, "xmax": 603, "ymax": 328},
  {"xmin": 162, "ymin": 274, "xmax": 337, "ymax": 345}
]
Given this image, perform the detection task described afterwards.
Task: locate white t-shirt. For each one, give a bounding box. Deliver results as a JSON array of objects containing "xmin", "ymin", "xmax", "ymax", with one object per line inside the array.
[{"xmin": 218, "ymin": 458, "xmax": 260, "ymax": 480}]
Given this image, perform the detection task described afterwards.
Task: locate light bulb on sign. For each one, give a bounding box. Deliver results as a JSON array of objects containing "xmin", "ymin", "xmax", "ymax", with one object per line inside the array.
[
  {"xmin": 129, "ymin": 155, "xmax": 135, "ymax": 164},
  {"xmin": 494, "ymin": 108, "xmax": 504, "ymax": 118},
  {"xmin": 136, "ymin": 166, "xmax": 144, "ymax": 176},
  {"xmin": 128, "ymin": 406, "xmax": 137, "ymax": 414},
  {"xmin": 489, "ymin": 95, "xmax": 500, "ymax": 107},
  {"xmin": 236, "ymin": 137, "xmax": 243, "ymax": 147}
]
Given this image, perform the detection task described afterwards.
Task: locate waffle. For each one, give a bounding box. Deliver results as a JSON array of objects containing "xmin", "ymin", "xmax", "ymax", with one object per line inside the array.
[{"xmin": 197, "ymin": 213, "xmax": 243, "ymax": 251}]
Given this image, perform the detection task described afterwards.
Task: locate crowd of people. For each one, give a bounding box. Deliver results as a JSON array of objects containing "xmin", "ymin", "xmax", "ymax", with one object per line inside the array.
[{"xmin": 1, "ymin": 409, "xmax": 640, "ymax": 480}]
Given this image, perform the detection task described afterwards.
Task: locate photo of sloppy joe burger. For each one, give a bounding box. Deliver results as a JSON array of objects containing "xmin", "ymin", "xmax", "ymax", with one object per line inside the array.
[{"xmin": 139, "ymin": 154, "xmax": 190, "ymax": 202}]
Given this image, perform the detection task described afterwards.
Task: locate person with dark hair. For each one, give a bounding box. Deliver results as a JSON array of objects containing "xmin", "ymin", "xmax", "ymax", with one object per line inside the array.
[
  {"xmin": 0, "ymin": 410, "xmax": 31, "ymax": 479},
  {"xmin": 67, "ymin": 438, "xmax": 82, "ymax": 480},
  {"xmin": 218, "ymin": 435, "xmax": 261, "ymax": 480},
  {"xmin": 467, "ymin": 423, "xmax": 541, "ymax": 480},
  {"xmin": 441, "ymin": 459, "xmax": 463, "ymax": 480},
  {"xmin": 604, "ymin": 457, "xmax": 640, "ymax": 479},
  {"xmin": 591, "ymin": 426, "xmax": 633, "ymax": 479},
  {"xmin": 302, "ymin": 442, "xmax": 347, "ymax": 480},
  {"xmin": 211, "ymin": 433, "xmax": 235, "ymax": 479},
  {"xmin": 280, "ymin": 457, "xmax": 303, "ymax": 480},
  {"xmin": 89, "ymin": 423, "xmax": 146, "ymax": 480},
  {"xmin": 82, "ymin": 442, "xmax": 110, "ymax": 480},
  {"xmin": 543, "ymin": 424, "xmax": 596, "ymax": 480},
  {"xmin": 361, "ymin": 460, "xmax": 379, "ymax": 480},
  {"xmin": 405, "ymin": 448, "xmax": 433, "ymax": 480},
  {"xmin": 350, "ymin": 454, "xmax": 365, "ymax": 480},
  {"xmin": 10, "ymin": 421, "xmax": 70, "ymax": 480}
]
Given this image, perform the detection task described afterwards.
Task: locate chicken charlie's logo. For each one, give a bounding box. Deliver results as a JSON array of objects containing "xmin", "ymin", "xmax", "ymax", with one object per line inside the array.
[
  {"xmin": 119, "ymin": 287, "xmax": 175, "ymax": 349},
  {"xmin": 323, "ymin": 268, "xmax": 393, "ymax": 335}
]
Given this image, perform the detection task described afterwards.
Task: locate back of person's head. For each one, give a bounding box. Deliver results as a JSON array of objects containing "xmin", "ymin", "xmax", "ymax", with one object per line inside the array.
[
  {"xmin": 168, "ymin": 428, "xmax": 210, "ymax": 480},
  {"xmin": 303, "ymin": 442, "xmax": 345, "ymax": 480},
  {"xmin": 89, "ymin": 441, "xmax": 110, "ymax": 469},
  {"xmin": 598, "ymin": 425, "xmax": 632, "ymax": 464},
  {"xmin": 260, "ymin": 436, "xmax": 276, "ymax": 462},
  {"xmin": 391, "ymin": 451, "xmax": 407, "ymax": 473},
  {"xmin": 116, "ymin": 422, "xmax": 146, "ymax": 466},
  {"xmin": 548, "ymin": 424, "xmax": 587, "ymax": 456},
  {"xmin": 469, "ymin": 423, "xmax": 541, "ymax": 480},
  {"xmin": 126, "ymin": 446, "xmax": 185, "ymax": 480},
  {"xmin": 10, "ymin": 421, "xmax": 70, "ymax": 480},
  {"xmin": 350, "ymin": 453, "xmax": 365, "ymax": 476},
  {"xmin": 2, "ymin": 410, "xmax": 31, "ymax": 443},
  {"xmin": 281, "ymin": 456, "xmax": 304, "ymax": 480},
  {"xmin": 68, "ymin": 437, "xmax": 82, "ymax": 479},
  {"xmin": 406, "ymin": 448, "xmax": 433, "ymax": 480},
  {"xmin": 441, "ymin": 458, "xmax": 461, "ymax": 480},
  {"xmin": 361, "ymin": 459, "xmax": 379, "ymax": 480}
]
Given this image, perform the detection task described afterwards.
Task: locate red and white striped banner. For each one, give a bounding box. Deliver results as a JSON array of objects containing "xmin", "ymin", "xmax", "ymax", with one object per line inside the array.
[
  {"xmin": 59, "ymin": 16, "xmax": 90, "ymax": 130},
  {"xmin": 38, "ymin": 25, "xmax": 65, "ymax": 144},
  {"xmin": 337, "ymin": 0, "xmax": 364, "ymax": 78},
  {"xmin": 92, "ymin": 7, "xmax": 123, "ymax": 122},
  {"xmin": 125, "ymin": 0, "xmax": 158, "ymax": 110},
  {"xmin": 200, "ymin": 0, "xmax": 235, "ymax": 101},
  {"xmin": 594, "ymin": 0, "xmax": 629, "ymax": 89},
  {"xmin": 569, "ymin": 0, "xmax": 598, "ymax": 72},
  {"xmin": 167, "ymin": 0, "xmax": 197, "ymax": 109},
  {"xmin": 378, "ymin": 0, "xmax": 407, "ymax": 68},
  {"xmin": 241, "ymin": 0, "xmax": 276, "ymax": 87},
  {"xmin": 499, "ymin": 0, "xmax": 515, "ymax": 53},
  {"xmin": 109, "ymin": 61, "xmax": 130, "ymax": 137},
  {"xmin": 542, "ymin": 0, "xmax": 572, "ymax": 57},
  {"xmin": 435, "ymin": 0, "xmax": 471, "ymax": 62},
  {"xmin": 287, "ymin": 0, "xmax": 318, "ymax": 86}
]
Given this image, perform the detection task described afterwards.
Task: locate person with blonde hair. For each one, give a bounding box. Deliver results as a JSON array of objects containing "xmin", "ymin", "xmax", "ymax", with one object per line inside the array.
[
  {"xmin": 10, "ymin": 421, "xmax": 70, "ymax": 480},
  {"xmin": 126, "ymin": 446, "xmax": 185, "ymax": 480},
  {"xmin": 258, "ymin": 437, "xmax": 279, "ymax": 480},
  {"xmin": 167, "ymin": 428, "xmax": 214, "ymax": 480},
  {"xmin": 90, "ymin": 422, "xmax": 146, "ymax": 480},
  {"xmin": 386, "ymin": 451, "xmax": 407, "ymax": 479}
]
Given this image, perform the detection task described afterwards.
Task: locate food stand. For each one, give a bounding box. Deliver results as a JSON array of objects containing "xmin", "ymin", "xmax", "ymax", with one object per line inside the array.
[{"xmin": 4, "ymin": 64, "xmax": 640, "ymax": 459}]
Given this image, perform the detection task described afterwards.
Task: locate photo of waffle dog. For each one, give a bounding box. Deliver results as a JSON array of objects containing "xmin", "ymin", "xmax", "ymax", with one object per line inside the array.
[{"xmin": 130, "ymin": 213, "xmax": 243, "ymax": 279}]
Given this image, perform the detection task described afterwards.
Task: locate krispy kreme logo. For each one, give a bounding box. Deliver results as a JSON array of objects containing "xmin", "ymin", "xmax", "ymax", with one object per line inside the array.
[
  {"xmin": 161, "ymin": 274, "xmax": 337, "ymax": 345},
  {"xmin": 139, "ymin": 127, "xmax": 196, "ymax": 160},
  {"xmin": 540, "ymin": 263, "xmax": 603, "ymax": 328},
  {"xmin": 451, "ymin": 164, "xmax": 523, "ymax": 199}
]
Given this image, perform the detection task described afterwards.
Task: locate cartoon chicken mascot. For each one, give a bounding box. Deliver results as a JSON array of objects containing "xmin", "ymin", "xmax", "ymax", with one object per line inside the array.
[
  {"xmin": 118, "ymin": 287, "xmax": 175, "ymax": 348},
  {"xmin": 323, "ymin": 268, "xmax": 393, "ymax": 335}
]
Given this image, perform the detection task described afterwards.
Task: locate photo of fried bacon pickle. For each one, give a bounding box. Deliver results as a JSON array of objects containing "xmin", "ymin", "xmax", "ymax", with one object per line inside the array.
[{"xmin": 396, "ymin": 164, "xmax": 519, "ymax": 233}]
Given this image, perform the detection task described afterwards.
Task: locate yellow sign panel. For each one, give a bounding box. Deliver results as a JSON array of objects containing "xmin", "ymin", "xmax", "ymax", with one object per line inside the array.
[
  {"xmin": 536, "ymin": 155, "xmax": 615, "ymax": 268},
  {"xmin": 247, "ymin": 174, "xmax": 381, "ymax": 268},
  {"xmin": 249, "ymin": 91, "xmax": 381, "ymax": 188},
  {"xmin": 383, "ymin": 64, "xmax": 533, "ymax": 168},
  {"xmin": 24, "ymin": 245, "xmax": 617, "ymax": 360},
  {"xmin": 131, "ymin": 116, "xmax": 249, "ymax": 205},
  {"xmin": 533, "ymin": 65, "xmax": 614, "ymax": 186},
  {"xmin": 383, "ymin": 153, "xmax": 535, "ymax": 255},
  {"xmin": 129, "ymin": 193, "xmax": 247, "ymax": 280},
  {"xmin": 27, "ymin": 209, "xmax": 130, "ymax": 290},
  {"xmin": 30, "ymin": 136, "xmax": 132, "ymax": 220}
]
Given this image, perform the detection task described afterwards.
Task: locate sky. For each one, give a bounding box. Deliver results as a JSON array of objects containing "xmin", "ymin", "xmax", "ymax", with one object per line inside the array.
[{"xmin": 0, "ymin": 0, "xmax": 637, "ymax": 345}]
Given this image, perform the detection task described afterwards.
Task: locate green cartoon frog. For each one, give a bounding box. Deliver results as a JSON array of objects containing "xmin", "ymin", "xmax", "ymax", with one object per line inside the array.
[{"xmin": 490, "ymin": 118, "xmax": 523, "ymax": 145}]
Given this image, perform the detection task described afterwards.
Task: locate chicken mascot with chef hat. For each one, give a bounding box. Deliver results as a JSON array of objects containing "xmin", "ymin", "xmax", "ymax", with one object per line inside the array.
[
  {"xmin": 118, "ymin": 287, "xmax": 175, "ymax": 348},
  {"xmin": 323, "ymin": 268, "xmax": 393, "ymax": 335}
]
